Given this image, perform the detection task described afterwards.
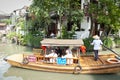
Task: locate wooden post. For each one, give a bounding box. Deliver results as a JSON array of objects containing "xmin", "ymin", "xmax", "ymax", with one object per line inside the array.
[{"xmin": 77, "ymin": 47, "xmax": 80, "ymax": 65}]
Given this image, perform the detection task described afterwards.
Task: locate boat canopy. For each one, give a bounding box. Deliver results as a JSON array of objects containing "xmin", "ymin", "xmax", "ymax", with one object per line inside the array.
[{"xmin": 41, "ymin": 39, "xmax": 84, "ymax": 46}]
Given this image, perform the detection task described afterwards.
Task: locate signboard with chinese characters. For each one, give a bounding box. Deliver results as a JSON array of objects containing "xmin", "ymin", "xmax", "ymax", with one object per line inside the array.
[{"xmin": 57, "ymin": 58, "xmax": 66, "ymax": 65}]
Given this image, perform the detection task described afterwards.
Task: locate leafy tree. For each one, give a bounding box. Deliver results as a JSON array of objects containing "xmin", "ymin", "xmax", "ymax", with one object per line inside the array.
[
  {"xmin": 89, "ymin": 0, "xmax": 120, "ymax": 36},
  {"xmin": 29, "ymin": 0, "xmax": 83, "ymax": 38},
  {"xmin": 60, "ymin": 25, "xmax": 69, "ymax": 39}
]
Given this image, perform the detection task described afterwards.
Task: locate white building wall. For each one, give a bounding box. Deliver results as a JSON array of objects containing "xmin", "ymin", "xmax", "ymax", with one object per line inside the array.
[
  {"xmin": 75, "ymin": 0, "xmax": 91, "ymax": 39},
  {"xmin": 76, "ymin": 17, "xmax": 91, "ymax": 39},
  {"xmin": 81, "ymin": 17, "xmax": 91, "ymax": 30}
]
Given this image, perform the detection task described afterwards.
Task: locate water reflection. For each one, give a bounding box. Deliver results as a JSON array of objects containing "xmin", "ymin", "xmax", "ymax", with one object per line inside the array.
[
  {"xmin": 0, "ymin": 59, "xmax": 23, "ymax": 80},
  {"xmin": 4, "ymin": 67, "xmax": 120, "ymax": 80},
  {"xmin": 1, "ymin": 41, "xmax": 120, "ymax": 80},
  {"xmin": 0, "ymin": 42, "xmax": 32, "ymax": 80}
]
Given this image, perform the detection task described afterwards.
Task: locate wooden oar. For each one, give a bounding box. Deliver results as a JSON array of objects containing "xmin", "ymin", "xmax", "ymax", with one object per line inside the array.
[{"xmin": 102, "ymin": 45, "xmax": 120, "ymax": 60}]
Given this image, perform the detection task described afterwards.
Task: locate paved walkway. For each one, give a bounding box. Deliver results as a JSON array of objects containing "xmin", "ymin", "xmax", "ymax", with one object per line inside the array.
[
  {"xmin": 99, "ymin": 47, "xmax": 120, "ymax": 55},
  {"xmin": 85, "ymin": 47, "xmax": 120, "ymax": 55}
]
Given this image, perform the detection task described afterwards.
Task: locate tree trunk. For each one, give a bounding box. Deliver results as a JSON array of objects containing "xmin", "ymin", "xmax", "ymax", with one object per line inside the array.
[
  {"xmin": 118, "ymin": 29, "xmax": 120, "ymax": 37},
  {"xmin": 89, "ymin": 18, "xmax": 95, "ymax": 37}
]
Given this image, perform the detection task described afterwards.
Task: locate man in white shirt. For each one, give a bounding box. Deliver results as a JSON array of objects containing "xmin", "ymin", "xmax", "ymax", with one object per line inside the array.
[
  {"xmin": 45, "ymin": 50, "xmax": 58, "ymax": 63},
  {"xmin": 91, "ymin": 35, "xmax": 103, "ymax": 61}
]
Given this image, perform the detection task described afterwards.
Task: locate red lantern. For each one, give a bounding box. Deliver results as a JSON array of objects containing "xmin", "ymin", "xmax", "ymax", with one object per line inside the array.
[
  {"xmin": 80, "ymin": 45, "xmax": 86, "ymax": 54},
  {"xmin": 41, "ymin": 46, "xmax": 46, "ymax": 51}
]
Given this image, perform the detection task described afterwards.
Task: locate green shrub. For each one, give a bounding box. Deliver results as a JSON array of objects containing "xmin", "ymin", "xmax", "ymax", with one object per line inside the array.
[
  {"xmin": 102, "ymin": 37, "xmax": 113, "ymax": 49},
  {"xmin": 83, "ymin": 37, "xmax": 93, "ymax": 52},
  {"xmin": 22, "ymin": 33, "xmax": 42, "ymax": 48},
  {"xmin": 6, "ymin": 32, "xmax": 16, "ymax": 39},
  {"xmin": 32, "ymin": 36, "xmax": 42, "ymax": 48},
  {"xmin": 114, "ymin": 37, "xmax": 120, "ymax": 48}
]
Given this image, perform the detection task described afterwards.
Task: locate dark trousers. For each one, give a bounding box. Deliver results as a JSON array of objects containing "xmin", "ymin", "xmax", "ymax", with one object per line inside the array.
[{"xmin": 94, "ymin": 50, "xmax": 98, "ymax": 60}]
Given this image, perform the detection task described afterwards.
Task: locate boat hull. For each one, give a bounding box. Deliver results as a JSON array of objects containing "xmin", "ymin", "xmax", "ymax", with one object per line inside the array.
[{"xmin": 4, "ymin": 54, "xmax": 120, "ymax": 74}]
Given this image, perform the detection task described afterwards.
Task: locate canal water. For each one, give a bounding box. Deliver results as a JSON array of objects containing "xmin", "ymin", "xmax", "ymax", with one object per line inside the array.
[{"xmin": 0, "ymin": 41, "xmax": 120, "ymax": 80}]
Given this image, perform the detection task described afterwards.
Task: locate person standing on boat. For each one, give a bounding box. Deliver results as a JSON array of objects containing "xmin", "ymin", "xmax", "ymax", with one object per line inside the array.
[{"xmin": 91, "ymin": 35, "xmax": 103, "ymax": 61}]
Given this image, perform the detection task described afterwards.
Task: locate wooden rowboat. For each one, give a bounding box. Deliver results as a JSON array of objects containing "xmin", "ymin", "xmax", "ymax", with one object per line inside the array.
[
  {"xmin": 4, "ymin": 39, "xmax": 120, "ymax": 74},
  {"xmin": 4, "ymin": 53, "xmax": 120, "ymax": 74}
]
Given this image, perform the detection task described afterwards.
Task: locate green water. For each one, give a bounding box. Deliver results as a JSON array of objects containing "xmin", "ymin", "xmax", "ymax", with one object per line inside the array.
[{"xmin": 0, "ymin": 42, "xmax": 120, "ymax": 80}]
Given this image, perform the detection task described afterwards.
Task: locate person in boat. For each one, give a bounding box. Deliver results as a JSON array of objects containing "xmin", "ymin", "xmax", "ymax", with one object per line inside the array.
[
  {"xmin": 55, "ymin": 47, "xmax": 62, "ymax": 57},
  {"xmin": 46, "ymin": 46, "xmax": 52, "ymax": 55},
  {"xmin": 91, "ymin": 35, "xmax": 103, "ymax": 61},
  {"xmin": 45, "ymin": 50, "xmax": 58, "ymax": 63},
  {"xmin": 62, "ymin": 47, "xmax": 73, "ymax": 64}
]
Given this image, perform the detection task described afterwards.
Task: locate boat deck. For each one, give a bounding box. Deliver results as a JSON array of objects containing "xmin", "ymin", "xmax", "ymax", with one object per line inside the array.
[{"xmin": 80, "ymin": 54, "xmax": 115, "ymax": 66}]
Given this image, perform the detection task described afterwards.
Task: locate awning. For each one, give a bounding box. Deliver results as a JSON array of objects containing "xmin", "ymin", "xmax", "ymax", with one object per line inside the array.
[{"xmin": 41, "ymin": 39, "xmax": 84, "ymax": 46}]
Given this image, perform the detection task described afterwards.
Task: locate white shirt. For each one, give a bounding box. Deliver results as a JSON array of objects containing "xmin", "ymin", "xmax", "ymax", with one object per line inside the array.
[
  {"xmin": 45, "ymin": 52, "xmax": 57, "ymax": 63},
  {"xmin": 62, "ymin": 49, "xmax": 73, "ymax": 64},
  {"xmin": 45, "ymin": 52, "xmax": 57, "ymax": 57},
  {"xmin": 91, "ymin": 39, "xmax": 103, "ymax": 50},
  {"xmin": 66, "ymin": 49, "xmax": 72, "ymax": 54}
]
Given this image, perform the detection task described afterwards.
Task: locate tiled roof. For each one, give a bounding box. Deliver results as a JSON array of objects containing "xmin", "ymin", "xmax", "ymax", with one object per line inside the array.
[{"xmin": 0, "ymin": 23, "xmax": 6, "ymax": 27}]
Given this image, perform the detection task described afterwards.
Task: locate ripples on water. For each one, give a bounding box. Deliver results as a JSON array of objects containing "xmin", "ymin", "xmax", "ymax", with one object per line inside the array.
[
  {"xmin": 0, "ymin": 41, "xmax": 32, "ymax": 80},
  {"xmin": 0, "ymin": 58, "xmax": 23, "ymax": 80}
]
